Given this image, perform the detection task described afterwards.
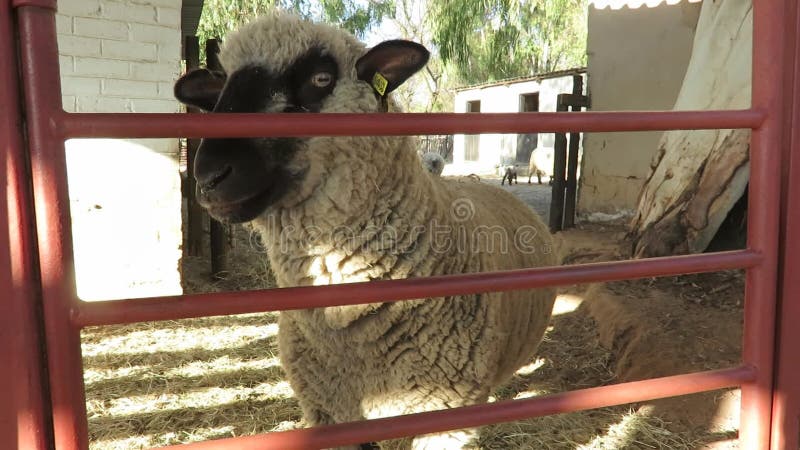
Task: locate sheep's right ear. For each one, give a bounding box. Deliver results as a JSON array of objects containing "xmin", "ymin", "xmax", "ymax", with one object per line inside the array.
[
  {"xmin": 356, "ymin": 40, "xmax": 429, "ymax": 95},
  {"xmin": 174, "ymin": 68, "xmax": 226, "ymax": 111}
]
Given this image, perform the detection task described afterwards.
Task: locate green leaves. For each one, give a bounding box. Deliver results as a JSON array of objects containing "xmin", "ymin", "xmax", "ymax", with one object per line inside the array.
[
  {"xmin": 431, "ymin": 0, "xmax": 587, "ymax": 84},
  {"xmin": 192, "ymin": 0, "xmax": 586, "ymax": 109},
  {"xmin": 318, "ymin": 0, "xmax": 396, "ymax": 39},
  {"xmin": 196, "ymin": 0, "xmax": 395, "ymax": 61}
]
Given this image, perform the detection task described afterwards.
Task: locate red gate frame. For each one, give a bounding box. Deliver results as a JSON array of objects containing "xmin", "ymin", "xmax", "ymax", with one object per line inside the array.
[{"xmin": 1, "ymin": 0, "xmax": 798, "ymax": 449}]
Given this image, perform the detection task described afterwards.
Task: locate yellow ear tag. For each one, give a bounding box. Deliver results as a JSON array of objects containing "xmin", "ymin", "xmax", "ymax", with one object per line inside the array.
[{"xmin": 372, "ymin": 72, "xmax": 389, "ymax": 96}]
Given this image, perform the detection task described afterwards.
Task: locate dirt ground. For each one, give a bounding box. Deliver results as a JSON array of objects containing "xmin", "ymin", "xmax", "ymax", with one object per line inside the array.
[
  {"xmin": 553, "ymin": 225, "xmax": 743, "ymax": 445},
  {"xmin": 82, "ymin": 184, "xmax": 745, "ymax": 449}
]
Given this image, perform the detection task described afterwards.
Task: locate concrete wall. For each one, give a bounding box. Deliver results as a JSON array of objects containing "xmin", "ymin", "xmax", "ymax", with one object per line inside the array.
[
  {"xmin": 447, "ymin": 73, "xmax": 585, "ymax": 178},
  {"xmin": 577, "ymin": 0, "xmax": 701, "ymax": 219},
  {"xmin": 56, "ymin": 0, "xmax": 183, "ymax": 300}
]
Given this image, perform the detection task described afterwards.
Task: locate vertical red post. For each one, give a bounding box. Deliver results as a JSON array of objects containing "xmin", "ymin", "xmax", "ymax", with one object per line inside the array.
[
  {"xmin": 741, "ymin": 0, "xmax": 786, "ymax": 448},
  {"xmin": 772, "ymin": 0, "xmax": 800, "ymax": 447},
  {"xmin": 0, "ymin": 1, "xmax": 52, "ymax": 449},
  {"xmin": 16, "ymin": 4, "xmax": 89, "ymax": 450}
]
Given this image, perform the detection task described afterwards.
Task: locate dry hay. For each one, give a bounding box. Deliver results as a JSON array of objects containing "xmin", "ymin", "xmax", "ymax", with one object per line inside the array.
[
  {"xmin": 83, "ymin": 296, "xmax": 736, "ymax": 449},
  {"xmin": 82, "ymin": 312, "xmax": 299, "ymax": 449},
  {"xmin": 82, "ymin": 224, "xmax": 740, "ymax": 449},
  {"xmin": 181, "ymin": 224, "xmax": 276, "ymax": 293}
]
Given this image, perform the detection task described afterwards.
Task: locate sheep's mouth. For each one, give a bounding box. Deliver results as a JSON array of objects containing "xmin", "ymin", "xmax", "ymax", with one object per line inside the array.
[{"xmin": 201, "ymin": 187, "xmax": 275, "ymax": 223}]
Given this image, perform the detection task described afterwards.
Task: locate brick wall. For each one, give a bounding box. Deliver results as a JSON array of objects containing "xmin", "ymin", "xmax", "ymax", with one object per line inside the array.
[{"xmin": 56, "ymin": 0, "xmax": 184, "ymax": 300}]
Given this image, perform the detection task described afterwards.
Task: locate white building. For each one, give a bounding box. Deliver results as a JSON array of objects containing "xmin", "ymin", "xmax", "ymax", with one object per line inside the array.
[
  {"xmin": 56, "ymin": 0, "xmax": 202, "ymax": 300},
  {"xmin": 445, "ymin": 68, "xmax": 586, "ymax": 179}
]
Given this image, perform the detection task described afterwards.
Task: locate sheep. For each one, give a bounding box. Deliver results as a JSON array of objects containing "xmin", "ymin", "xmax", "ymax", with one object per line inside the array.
[
  {"xmin": 420, "ymin": 152, "xmax": 445, "ymax": 176},
  {"xmin": 174, "ymin": 10, "xmax": 556, "ymax": 450},
  {"xmin": 500, "ymin": 165, "xmax": 518, "ymax": 185},
  {"xmin": 528, "ymin": 151, "xmax": 549, "ymax": 185}
]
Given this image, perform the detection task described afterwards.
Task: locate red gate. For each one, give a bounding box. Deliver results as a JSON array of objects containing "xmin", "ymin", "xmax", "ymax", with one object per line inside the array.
[{"xmin": 1, "ymin": 0, "xmax": 799, "ymax": 449}]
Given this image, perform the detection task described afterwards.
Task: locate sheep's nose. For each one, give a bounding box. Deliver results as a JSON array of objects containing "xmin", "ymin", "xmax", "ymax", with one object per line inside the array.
[{"xmin": 197, "ymin": 165, "xmax": 232, "ymax": 194}]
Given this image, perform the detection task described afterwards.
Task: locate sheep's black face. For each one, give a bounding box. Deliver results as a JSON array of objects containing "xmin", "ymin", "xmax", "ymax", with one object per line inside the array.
[
  {"xmin": 174, "ymin": 37, "xmax": 430, "ymax": 223},
  {"xmin": 173, "ymin": 50, "xmax": 340, "ymax": 222}
]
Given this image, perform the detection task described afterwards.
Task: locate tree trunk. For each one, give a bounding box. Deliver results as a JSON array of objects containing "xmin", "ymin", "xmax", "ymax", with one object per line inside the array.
[{"xmin": 630, "ymin": 0, "xmax": 752, "ymax": 257}]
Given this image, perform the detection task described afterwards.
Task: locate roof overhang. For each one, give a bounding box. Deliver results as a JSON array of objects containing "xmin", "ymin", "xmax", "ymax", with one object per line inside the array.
[
  {"xmin": 589, "ymin": 0, "xmax": 701, "ymax": 10},
  {"xmin": 455, "ymin": 68, "xmax": 587, "ymax": 93}
]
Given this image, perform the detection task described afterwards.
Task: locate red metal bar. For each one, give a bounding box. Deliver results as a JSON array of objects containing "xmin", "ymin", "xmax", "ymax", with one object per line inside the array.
[
  {"xmin": 155, "ymin": 366, "xmax": 754, "ymax": 450},
  {"xmin": 772, "ymin": 0, "xmax": 800, "ymax": 447},
  {"xmin": 6, "ymin": 1, "xmax": 791, "ymax": 449},
  {"xmin": 11, "ymin": 0, "xmax": 57, "ymax": 9},
  {"xmin": 58, "ymin": 109, "xmax": 766, "ymax": 139},
  {"xmin": 0, "ymin": 1, "xmax": 51, "ymax": 449},
  {"xmin": 17, "ymin": 5, "xmax": 89, "ymax": 450},
  {"xmin": 73, "ymin": 250, "xmax": 761, "ymax": 327},
  {"xmin": 741, "ymin": 0, "xmax": 786, "ymax": 448}
]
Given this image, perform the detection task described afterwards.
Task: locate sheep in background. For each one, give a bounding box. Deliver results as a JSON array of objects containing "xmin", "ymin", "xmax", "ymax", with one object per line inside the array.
[
  {"xmin": 420, "ymin": 152, "xmax": 445, "ymax": 176},
  {"xmin": 174, "ymin": 11, "xmax": 556, "ymax": 450},
  {"xmin": 528, "ymin": 151, "xmax": 549, "ymax": 185},
  {"xmin": 528, "ymin": 166, "xmax": 545, "ymax": 184},
  {"xmin": 501, "ymin": 165, "xmax": 518, "ymax": 185}
]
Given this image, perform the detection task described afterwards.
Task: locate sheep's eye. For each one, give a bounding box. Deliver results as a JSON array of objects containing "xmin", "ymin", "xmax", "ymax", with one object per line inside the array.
[{"xmin": 311, "ymin": 72, "xmax": 333, "ymax": 88}]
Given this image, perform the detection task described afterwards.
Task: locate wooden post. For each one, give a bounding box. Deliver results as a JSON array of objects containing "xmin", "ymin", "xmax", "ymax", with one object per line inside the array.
[
  {"xmin": 549, "ymin": 98, "xmax": 569, "ymax": 232},
  {"xmin": 564, "ymin": 75, "xmax": 584, "ymax": 228},
  {"xmin": 205, "ymin": 38, "xmax": 229, "ymax": 278},
  {"xmin": 183, "ymin": 35, "xmax": 204, "ymax": 257}
]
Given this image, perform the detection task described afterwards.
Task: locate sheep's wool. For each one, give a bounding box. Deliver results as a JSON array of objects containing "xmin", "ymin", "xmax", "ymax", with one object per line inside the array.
[
  {"xmin": 220, "ymin": 10, "xmax": 366, "ymax": 81},
  {"xmin": 220, "ymin": 11, "xmax": 558, "ymax": 450}
]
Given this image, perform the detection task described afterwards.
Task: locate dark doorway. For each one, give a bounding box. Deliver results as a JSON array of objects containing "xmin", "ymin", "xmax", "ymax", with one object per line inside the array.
[
  {"xmin": 465, "ymin": 100, "xmax": 481, "ymax": 161},
  {"xmin": 517, "ymin": 93, "xmax": 539, "ymax": 164}
]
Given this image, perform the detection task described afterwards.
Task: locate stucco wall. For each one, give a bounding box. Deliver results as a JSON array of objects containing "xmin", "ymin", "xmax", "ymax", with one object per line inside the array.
[
  {"xmin": 448, "ymin": 73, "xmax": 585, "ymax": 178},
  {"xmin": 577, "ymin": 0, "xmax": 701, "ymax": 219},
  {"xmin": 56, "ymin": 0, "xmax": 183, "ymax": 300}
]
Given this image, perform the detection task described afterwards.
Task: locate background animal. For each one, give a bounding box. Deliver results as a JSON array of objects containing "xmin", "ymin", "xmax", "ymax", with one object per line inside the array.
[
  {"xmin": 420, "ymin": 152, "xmax": 445, "ymax": 176},
  {"xmin": 501, "ymin": 165, "xmax": 518, "ymax": 185},
  {"xmin": 528, "ymin": 151, "xmax": 548, "ymax": 184},
  {"xmin": 174, "ymin": 11, "xmax": 556, "ymax": 450}
]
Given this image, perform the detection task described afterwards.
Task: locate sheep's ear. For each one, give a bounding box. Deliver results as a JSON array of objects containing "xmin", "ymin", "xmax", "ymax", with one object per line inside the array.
[
  {"xmin": 356, "ymin": 40, "xmax": 429, "ymax": 95},
  {"xmin": 174, "ymin": 68, "xmax": 226, "ymax": 111}
]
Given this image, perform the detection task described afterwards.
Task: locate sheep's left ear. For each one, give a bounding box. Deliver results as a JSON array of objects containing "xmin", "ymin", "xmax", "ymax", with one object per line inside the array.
[
  {"xmin": 356, "ymin": 40, "xmax": 429, "ymax": 95},
  {"xmin": 174, "ymin": 68, "xmax": 226, "ymax": 111}
]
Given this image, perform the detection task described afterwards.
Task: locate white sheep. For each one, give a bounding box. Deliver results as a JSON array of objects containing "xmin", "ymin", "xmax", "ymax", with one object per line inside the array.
[
  {"xmin": 528, "ymin": 151, "xmax": 549, "ymax": 185},
  {"xmin": 174, "ymin": 10, "xmax": 556, "ymax": 450},
  {"xmin": 420, "ymin": 152, "xmax": 445, "ymax": 176}
]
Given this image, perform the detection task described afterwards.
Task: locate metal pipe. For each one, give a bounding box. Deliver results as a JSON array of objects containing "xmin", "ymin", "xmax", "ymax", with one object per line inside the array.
[
  {"xmin": 17, "ymin": 5, "xmax": 89, "ymax": 450},
  {"xmin": 6, "ymin": 2, "xmax": 789, "ymax": 449},
  {"xmin": 73, "ymin": 250, "xmax": 761, "ymax": 327},
  {"xmin": 58, "ymin": 109, "xmax": 766, "ymax": 139},
  {"xmin": 157, "ymin": 366, "xmax": 755, "ymax": 450},
  {"xmin": 771, "ymin": 0, "xmax": 800, "ymax": 447},
  {"xmin": 741, "ymin": 0, "xmax": 786, "ymax": 447},
  {"xmin": 0, "ymin": 1, "xmax": 51, "ymax": 448}
]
